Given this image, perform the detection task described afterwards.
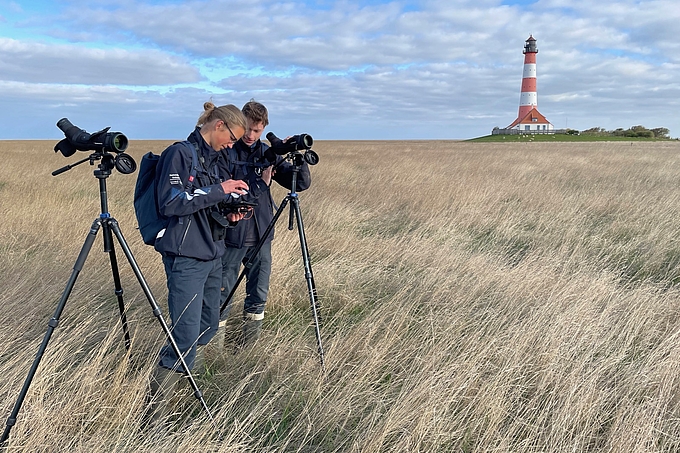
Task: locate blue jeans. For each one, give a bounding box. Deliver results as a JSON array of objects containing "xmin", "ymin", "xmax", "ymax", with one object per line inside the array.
[
  {"xmin": 220, "ymin": 242, "xmax": 272, "ymax": 321},
  {"xmin": 159, "ymin": 255, "xmax": 222, "ymax": 372}
]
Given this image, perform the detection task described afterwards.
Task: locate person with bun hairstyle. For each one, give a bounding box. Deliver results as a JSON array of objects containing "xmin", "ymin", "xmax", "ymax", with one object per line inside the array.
[{"xmin": 145, "ymin": 102, "xmax": 249, "ymax": 426}]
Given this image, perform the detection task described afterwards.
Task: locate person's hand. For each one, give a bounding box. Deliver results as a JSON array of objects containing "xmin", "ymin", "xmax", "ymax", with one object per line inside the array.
[
  {"xmin": 226, "ymin": 212, "xmax": 244, "ymax": 223},
  {"xmin": 226, "ymin": 205, "xmax": 253, "ymax": 224},
  {"xmin": 261, "ymin": 165, "xmax": 274, "ymax": 186},
  {"xmin": 221, "ymin": 179, "xmax": 249, "ymax": 195}
]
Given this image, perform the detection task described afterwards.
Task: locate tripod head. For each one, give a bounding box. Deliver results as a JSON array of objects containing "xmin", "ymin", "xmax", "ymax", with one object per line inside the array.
[{"xmin": 52, "ymin": 148, "xmax": 137, "ymax": 178}]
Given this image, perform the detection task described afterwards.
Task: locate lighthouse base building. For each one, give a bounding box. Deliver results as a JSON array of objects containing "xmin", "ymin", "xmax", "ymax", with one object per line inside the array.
[{"xmin": 504, "ymin": 107, "xmax": 554, "ymax": 133}]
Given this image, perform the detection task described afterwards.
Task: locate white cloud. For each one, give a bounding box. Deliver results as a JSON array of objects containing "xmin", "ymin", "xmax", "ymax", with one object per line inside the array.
[{"xmin": 0, "ymin": 37, "xmax": 201, "ymax": 85}]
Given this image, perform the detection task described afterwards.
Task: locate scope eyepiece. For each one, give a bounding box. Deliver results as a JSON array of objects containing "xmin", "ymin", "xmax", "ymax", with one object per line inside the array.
[{"xmin": 57, "ymin": 118, "xmax": 92, "ymax": 146}]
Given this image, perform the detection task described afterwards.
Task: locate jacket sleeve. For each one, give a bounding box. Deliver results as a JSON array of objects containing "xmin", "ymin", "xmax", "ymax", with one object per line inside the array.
[
  {"xmin": 243, "ymin": 171, "xmax": 270, "ymax": 201},
  {"xmin": 215, "ymin": 148, "xmax": 269, "ymax": 203},
  {"xmin": 272, "ymin": 155, "xmax": 312, "ymax": 191},
  {"xmin": 156, "ymin": 143, "xmax": 229, "ymax": 217}
]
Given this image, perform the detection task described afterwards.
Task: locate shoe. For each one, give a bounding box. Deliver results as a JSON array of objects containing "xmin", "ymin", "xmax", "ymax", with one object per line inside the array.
[
  {"xmin": 240, "ymin": 313, "xmax": 263, "ymax": 349},
  {"xmin": 142, "ymin": 364, "xmax": 181, "ymax": 429}
]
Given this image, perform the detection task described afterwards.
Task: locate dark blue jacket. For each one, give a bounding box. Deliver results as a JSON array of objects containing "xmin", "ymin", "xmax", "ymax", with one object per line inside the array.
[
  {"xmin": 154, "ymin": 128, "xmax": 235, "ymax": 260},
  {"xmin": 219, "ymin": 138, "xmax": 311, "ymax": 248}
]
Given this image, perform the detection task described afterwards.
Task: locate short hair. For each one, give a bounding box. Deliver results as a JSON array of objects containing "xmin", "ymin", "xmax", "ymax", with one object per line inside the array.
[
  {"xmin": 197, "ymin": 101, "xmax": 246, "ymax": 130},
  {"xmin": 242, "ymin": 99, "xmax": 269, "ymax": 127}
]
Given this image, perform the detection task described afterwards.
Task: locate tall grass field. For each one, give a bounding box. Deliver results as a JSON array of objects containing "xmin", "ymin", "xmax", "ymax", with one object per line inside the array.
[{"xmin": 2, "ymin": 139, "xmax": 680, "ymax": 452}]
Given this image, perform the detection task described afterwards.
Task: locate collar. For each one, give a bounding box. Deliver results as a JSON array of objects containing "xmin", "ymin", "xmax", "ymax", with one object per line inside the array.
[
  {"xmin": 188, "ymin": 127, "xmax": 219, "ymax": 166},
  {"xmin": 235, "ymin": 139, "xmax": 261, "ymax": 158}
]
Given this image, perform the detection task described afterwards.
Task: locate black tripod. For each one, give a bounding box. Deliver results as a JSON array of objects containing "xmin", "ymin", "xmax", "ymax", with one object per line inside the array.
[
  {"xmin": 1, "ymin": 151, "xmax": 215, "ymax": 445},
  {"xmin": 220, "ymin": 150, "xmax": 325, "ymax": 370}
]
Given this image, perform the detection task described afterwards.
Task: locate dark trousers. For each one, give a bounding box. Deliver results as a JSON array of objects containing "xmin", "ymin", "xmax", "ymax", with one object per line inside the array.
[
  {"xmin": 159, "ymin": 255, "xmax": 222, "ymax": 372},
  {"xmin": 220, "ymin": 241, "xmax": 272, "ymax": 321}
]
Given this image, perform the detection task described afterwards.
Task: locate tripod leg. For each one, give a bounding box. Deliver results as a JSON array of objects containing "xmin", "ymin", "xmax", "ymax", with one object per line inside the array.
[
  {"xmin": 220, "ymin": 196, "xmax": 290, "ymax": 317},
  {"xmin": 1, "ymin": 219, "xmax": 101, "ymax": 445},
  {"xmin": 289, "ymin": 196, "xmax": 326, "ymax": 371},
  {"xmin": 101, "ymin": 217, "xmax": 131, "ymax": 350},
  {"xmin": 106, "ymin": 219, "xmax": 217, "ymax": 428},
  {"xmin": 220, "ymin": 266, "xmax": 247, "ymax": 319}
]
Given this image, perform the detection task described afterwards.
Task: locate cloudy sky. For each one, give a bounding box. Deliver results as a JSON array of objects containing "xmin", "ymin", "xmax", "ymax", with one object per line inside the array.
[{"xmin": 1, "ymin": 0, "xmax": 679, "ymax": 140}]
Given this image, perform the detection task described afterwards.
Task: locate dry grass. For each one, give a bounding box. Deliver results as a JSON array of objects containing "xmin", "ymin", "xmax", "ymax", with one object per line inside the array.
[{"xmin": 2, "ymin": 139, "xmax": 680, "ymax": 452}]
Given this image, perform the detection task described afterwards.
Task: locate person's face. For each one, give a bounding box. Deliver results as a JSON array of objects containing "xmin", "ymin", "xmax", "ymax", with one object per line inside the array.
[
  {"xmin": 241, "ymin": 119, "xmax": 265, "ymax": 147},
  {"xmin": 214, "ymin": 121, "xmax": 244, "ymax": 150}
]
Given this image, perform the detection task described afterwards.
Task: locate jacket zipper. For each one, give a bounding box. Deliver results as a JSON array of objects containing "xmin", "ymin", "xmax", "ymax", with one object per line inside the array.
[{"xmin": 178, "ymin": 217, "xmax": 192, "ymax": 255}]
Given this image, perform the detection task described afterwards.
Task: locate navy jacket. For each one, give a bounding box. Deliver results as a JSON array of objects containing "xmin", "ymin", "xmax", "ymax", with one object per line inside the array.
[
  {"xmin": 154, "ymin": 128, "xmax": 236, "ymax": 260},
  {"xmin": 219, "ymin": 138, "xmax": 311, "ymax": 248}
]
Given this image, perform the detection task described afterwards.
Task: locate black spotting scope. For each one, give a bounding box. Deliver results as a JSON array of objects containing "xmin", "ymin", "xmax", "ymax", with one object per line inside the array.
[
  {"xmin": 54, "ymin": 118, "xmax": 128, "ymax": 157},
  {"xmin": 266, "ymin": 132, "xmax": 313, "ymax": 155}
]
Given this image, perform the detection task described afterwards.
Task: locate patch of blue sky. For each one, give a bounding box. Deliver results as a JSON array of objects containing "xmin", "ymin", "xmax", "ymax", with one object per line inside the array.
[
  {"xmin": 394, "ymin": 62, "xmax": 419, "ymax": 70},
  {"xmin": 108, "ymin": 80, "xmax": 231, "ymax": 96},
  {"xmin": 0, "ymin": 24, "xmax": 30, "ymax": 40},
  {"xmin": 200, "ymin": 59, "xmax": 268, "ymax": 76},
  {"xmin": 197, "ymin": 56, "xmax": 380, "ymax": 81},
  {"xmin": 500, "ymin": 0, "xmax": 580, "ymax": 16},
  {"xmin": 350, "ymin": 0, "xmax": 421, "ymax": 9},
  {"xmin": 325, "ymin": 65, "xmax": 376, "ymax": 76},
  {"xmin": 1, "ymin": 1, "xmax": 62, "ymax": 40},
  {"xmin": 0, "ymin": 0, "xmax": 43, "ymax": 15},
  {"xmin": 500, "ymin": 0, "xmax": 538, "ymax": 5},
  {"xmin": 195, "ymin": 57, "xmax": 311, "ymax": 84},
  {"xmin": 301, "ymin": 0, "xmax": 421, "ymax": 12},
  {"xmin": 2, "ymin": 0, "xmax": 69, "ymax": 28},
  {"xmin": 134, "ymin": 0, "xmax": 186, "ymax": 4}
]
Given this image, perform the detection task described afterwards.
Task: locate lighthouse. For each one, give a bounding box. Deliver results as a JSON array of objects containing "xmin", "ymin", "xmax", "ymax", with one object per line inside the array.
[
  {"xmin": 505, "ymin": 35, "xmax": 553, "ymax": 133},
  {"xmin": 518, "ymin": 35, "xmax": 538, "ymax": 120}
]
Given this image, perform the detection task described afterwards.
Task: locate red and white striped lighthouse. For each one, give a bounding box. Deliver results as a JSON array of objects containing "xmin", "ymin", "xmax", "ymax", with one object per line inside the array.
[
  {"xmin": 518, "ymin": 35, "xmax": 538, "ymax": 120},
  {"xmin": 505, "ymin": 35, "xmax": 553, "ymax": 133}
]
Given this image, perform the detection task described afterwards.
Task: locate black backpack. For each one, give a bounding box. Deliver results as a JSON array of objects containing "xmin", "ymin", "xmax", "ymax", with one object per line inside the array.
[{"xmin": 133, "ymin": 141, "xmax": 199, "ymax": 246}]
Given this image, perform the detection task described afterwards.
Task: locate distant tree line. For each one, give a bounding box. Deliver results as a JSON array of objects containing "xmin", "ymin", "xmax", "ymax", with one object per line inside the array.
[{"xmin": 577, "ymin": 125, "xmax": 670, "ymax": 139}]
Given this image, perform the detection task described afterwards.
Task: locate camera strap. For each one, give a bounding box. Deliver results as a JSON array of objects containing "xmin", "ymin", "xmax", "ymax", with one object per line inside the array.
[
  {"xmin": 230, "ymin": 142, "xmax": 272, "ymax": 178},
  {"xmin": 189, "ymin": 140, "xmax": 220, "ymax": 185},
  {"xmin": 218, "ymin": 145, "xmax": 239, "ymax": 179}
]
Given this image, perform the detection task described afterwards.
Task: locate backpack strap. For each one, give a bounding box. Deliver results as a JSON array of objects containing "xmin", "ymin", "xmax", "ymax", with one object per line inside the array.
[
  {"xmin": 223, "ymin": 145, "xmax": 238, "ymax": 179},
  {"xmin": 182, "ymin": 140, "xmax": 200, "ymax": 190}
]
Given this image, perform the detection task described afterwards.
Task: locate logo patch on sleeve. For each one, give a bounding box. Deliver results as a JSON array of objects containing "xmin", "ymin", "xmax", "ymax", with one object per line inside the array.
[{"xmin": 169, "ymin": 173, "xmax": 182, "ymax": 185}]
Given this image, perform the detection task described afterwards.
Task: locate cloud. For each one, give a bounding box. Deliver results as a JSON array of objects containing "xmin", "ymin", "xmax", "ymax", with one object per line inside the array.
[{"xmin": 0, "ymin": 37, "xmax": 201, "ymax": 85}]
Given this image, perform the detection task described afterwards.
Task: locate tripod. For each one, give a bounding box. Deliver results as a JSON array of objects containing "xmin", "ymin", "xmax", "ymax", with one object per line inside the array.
[
  {"xmin": 220, "ymin": 151, "xmax": 325, "ymax": 370},
  {"xmin": 1, "ymin": 151, "xmax": 215, "ymax": 445}
]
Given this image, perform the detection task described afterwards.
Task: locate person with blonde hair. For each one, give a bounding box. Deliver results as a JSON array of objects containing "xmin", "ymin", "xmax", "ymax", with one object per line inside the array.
[{"xmin": 145, "ymin": 101, "xmax": 249, "ymax": 425}]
